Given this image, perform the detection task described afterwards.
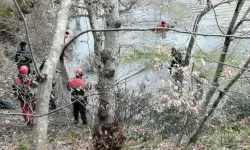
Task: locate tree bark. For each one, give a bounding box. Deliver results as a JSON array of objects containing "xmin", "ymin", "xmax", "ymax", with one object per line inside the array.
[
  {"xmin": 32, "ymin": 0, "xmax": 72, "ymax": 149},
  {"xmin": 184, "ymin": 0, "xmax": 246, "ymax": 149},
  {"xmin": 85, "ymin": 0, "xmax": 106, "ymax": 73},
  {"xmin": 202, "ymin": 0, "xmax": 246, "ymax": 111},
  {"xmin": 98, "ymin": 0, "xmax": 120, "ymax": 124},
  {"xmin": 184, "ymin": 0, "xmax": 234, "ymax": 66},
  {"xmin": 87, "ymin": 0, "xmax": 126, "ymax": 149}
]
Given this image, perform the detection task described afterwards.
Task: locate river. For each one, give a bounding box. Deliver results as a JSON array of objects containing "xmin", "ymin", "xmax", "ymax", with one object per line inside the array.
[{"xmin": 66, "ymin": 0, "xmax": 250, "ymax": 90}]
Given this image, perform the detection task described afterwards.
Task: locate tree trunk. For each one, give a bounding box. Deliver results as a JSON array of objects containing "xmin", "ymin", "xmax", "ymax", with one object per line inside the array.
[
  {"xmin": 201, "ymin": 0, "xmax": 246, "ymax": 112},
  {"xmin": 184, "ymin": 0, "xmax": 246, "ymax": 149},
  {"xmin": 184, "ymin": 0, "xmax": 234, "ymax": 66},
  {"xmin": 32, "ymin": 0, "xmax": 72, "ymax": 149},
  {"xmin": 98, "ymin": 0, "xmax": 119, "ymax": 124},
  {"xmin": 85, "ymin": 0, "xmax": 106, "ymax": 73},
  {"xmin": 87, "ymin": 0, "xmax": 126, "ymax": 149}
]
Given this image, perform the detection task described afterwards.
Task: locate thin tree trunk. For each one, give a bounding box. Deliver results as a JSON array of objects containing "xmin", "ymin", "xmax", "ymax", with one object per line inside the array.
[
  {"xmin": 85, "ymin": 0, "xmax": 105, "ymax": 73},
  {"xmin": 185, "ymin": 54, "xmax": 250, "ymax": 149},
  {"xmin": 184, "ymin": 0, "xmax": 234, "ymax": 66},
  {"xmin": 184, "ymin": 0, "xmax": 246, "ymax": 149},
  {"xmin": 201, "ymin": 0, "xmax": 246, "ymax": 112},
  {"xmin": 32, "ymin": 0, "xmax": 72, "ymax": 149}
]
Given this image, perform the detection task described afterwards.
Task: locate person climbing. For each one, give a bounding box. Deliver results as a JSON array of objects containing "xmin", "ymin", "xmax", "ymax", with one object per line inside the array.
[
  {"xmin": 155, "ymin": 20, "xmax": 175, "ymax": 39},
  {"xmin": 39, "ymin": 59, "xmax": 57, "ymax": 110},
  {"xmin": 15, "ymin": 41, "xmax": 32, "ymax": 74},
  {"xmin": 169, "ymin": 47, "xmax": 183, "ymax": 75},
  {"xmin": 12, "ymin": 65, "xmax": 38, "ymax": 126},
  {"xmin": 68, "ymin": 68, "xmax": 88, "ymax": 125}
]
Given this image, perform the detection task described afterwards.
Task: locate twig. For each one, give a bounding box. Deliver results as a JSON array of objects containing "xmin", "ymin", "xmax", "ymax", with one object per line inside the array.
[
  {"xmin": 119, "ymin": 0, "xmax": 136, "ymax": 14},
  {"xmin": 211, "ymin": 1, "xmax": 225, "ymax": 35},
  {"xmin": 196, "ymin": 44, "xmax": 250, "ymax": 70},
  {"xmin": 232, "ymin": 6, "xmax": 250, "ymax": 34}
]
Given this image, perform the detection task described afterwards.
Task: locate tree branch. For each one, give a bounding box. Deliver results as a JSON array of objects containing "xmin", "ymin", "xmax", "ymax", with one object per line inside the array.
[
  {"xmin": 211, "ymin": 1, "xmax": 225, "ymax": 34},
  {"xmin": 13, "ymin": 0, "xmax": 43, "ymax": 79},
  {"xmin": 232, "ymin": 6, "xmax": 250, "ymax": 34},
  {"xmin": 184, "ymin": 0, "xmax": 234, "ymax": 66},
  {"xmin": 0, "ymin": 65, "xmax": 149, "ymax": 117},
  {"xmin": 119, "ymin": 0, "xmax": 137, "ymax": 14},
  {"xmin": 62, "ymin": 27, "xmax": 250, "ymax": 52},
  {"xmin": 185, "ymin": 0, "xmax": 247, "ymax": 149},
  {"xmin": 185, "ymin": 55, "xmax": 250, "ymax": 150}
]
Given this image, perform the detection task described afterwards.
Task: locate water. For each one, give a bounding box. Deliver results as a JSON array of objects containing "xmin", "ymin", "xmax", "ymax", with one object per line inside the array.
[
  {"xmin": 66, "ymin": 0, "xmax": 250, "ymax": 89},
  {"xmin": 66, "ymin": 9, "xmax": 94, "ymax": 80}
]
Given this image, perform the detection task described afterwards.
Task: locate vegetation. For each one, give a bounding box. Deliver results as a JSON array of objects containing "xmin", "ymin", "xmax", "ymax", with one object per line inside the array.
[{"xmin": 1, "ymin": 0, "xmax": 250, "ymax": 149}]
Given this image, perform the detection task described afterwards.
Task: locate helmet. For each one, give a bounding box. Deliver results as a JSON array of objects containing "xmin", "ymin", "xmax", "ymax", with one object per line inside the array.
[
  {"xmin": 171, "ymin": 47, "xmax": 177, "ymax": 51},
  {"xmin": 161, "ymin": 20, "xmax": 167, "ymax": 24},
  {"xmin": 20, "ymin": 65, "xmax": 28, "ymax": 74},
  {"xmin": 76, "ymin": 68, "xmax": 83, "ymax": 75}
]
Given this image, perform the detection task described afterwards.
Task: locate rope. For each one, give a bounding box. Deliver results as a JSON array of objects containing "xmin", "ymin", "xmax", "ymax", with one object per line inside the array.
[{"xmin": 67, "ymin": 48, "xmax": 72, "ymax": 78}]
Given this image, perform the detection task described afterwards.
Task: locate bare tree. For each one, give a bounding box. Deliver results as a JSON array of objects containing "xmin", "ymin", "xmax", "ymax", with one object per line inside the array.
[
  {"xmin": 32, "ymin": 0, "xmax": 72, "ymax": 149},
  {"xmin": 184, "ymin": 0, "xmax": 248, "ymax": 149}
]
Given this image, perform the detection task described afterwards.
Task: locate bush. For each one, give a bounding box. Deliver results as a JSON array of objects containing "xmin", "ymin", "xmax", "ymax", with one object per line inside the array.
[{"xmin": 223, "ymin": 93, "xmax": 250, "ymax": 121}]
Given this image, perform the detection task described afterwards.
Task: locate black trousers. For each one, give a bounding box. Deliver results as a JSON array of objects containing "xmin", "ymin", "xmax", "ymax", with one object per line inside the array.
[
  {"xmin": 49, "ymin": 86, "xmax": 57, "ymax": 110},
  {"xmin": 49, "ymin": 99, "xmax": 56, "ymax": 110},
  {"xmin": 72, "ymin": 97, "xmax": 87, "ymax": 123}
]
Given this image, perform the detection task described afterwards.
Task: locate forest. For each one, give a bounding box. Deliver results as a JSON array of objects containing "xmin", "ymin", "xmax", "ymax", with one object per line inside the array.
[{"xmin": 0, "ymin": 0, "xmax": 250, "ymax": 149}]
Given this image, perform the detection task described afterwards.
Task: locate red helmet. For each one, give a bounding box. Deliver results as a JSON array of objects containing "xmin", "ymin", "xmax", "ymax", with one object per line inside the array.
[
  {"xmin": 162, "ymin": 20, "xmax": 167, "ymax": 24},
  {"xmin": 20, "ymin": 65, "xmax": 28, "ymax": 74},
  {"xmin": 76, "ymin": 68, "xmax": 83, "ymax": 75}
]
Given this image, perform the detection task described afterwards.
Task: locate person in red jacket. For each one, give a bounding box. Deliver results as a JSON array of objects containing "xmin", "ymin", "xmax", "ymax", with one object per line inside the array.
[
  {"xmin": 155, "ymin": 20, "xmax": 175, "ymax": 39},
  {"xmin": 13, "ymin": 65, "xmax": 37, "ymax": 126},
  {"xmin": 68, "ymin": 68, "xmax": 88, "ymax": 125}
]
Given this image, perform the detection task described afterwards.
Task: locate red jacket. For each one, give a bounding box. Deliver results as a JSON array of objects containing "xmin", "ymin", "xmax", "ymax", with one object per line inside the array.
[
  {"xmin": 155, "ymin": 22, "xmax": 169, "ymax": 28},
  {"xmin": 68, "ymin": 77, "xmax": 86, "ymax": 96},
  {"xmin": 69, "ymin": 77, "xmax": 86, "ymax": 88}
]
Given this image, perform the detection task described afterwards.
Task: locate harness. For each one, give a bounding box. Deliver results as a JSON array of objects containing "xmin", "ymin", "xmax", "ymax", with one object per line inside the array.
[{"xmin": 14, "ymin": 77, "xmax": 35, "ymax": 103}]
